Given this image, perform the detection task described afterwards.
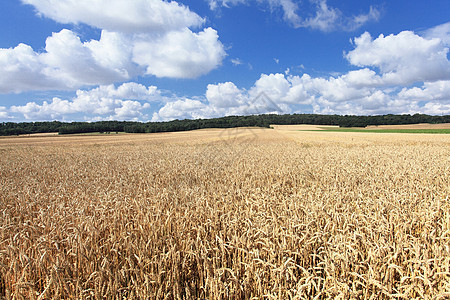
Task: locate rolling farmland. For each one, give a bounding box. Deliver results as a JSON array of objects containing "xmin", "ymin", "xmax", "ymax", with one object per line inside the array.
[{"xmin": 0, "ymin": 126, "xmax": 449, "ymax": 299}]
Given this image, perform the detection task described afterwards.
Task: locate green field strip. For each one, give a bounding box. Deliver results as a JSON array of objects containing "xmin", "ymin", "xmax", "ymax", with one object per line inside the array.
[{"xmin": 314, "ymin": 128, "xmax": 450, "ymax": 134}]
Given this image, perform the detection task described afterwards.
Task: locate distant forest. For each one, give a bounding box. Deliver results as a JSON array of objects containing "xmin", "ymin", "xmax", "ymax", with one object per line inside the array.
[{"xmin": 1, "ymin": 113, "xmax": 449, "ymax": 136}]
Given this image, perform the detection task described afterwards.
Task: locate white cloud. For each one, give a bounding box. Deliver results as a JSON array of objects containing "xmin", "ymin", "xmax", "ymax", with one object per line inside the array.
[
  {"xmin": 422, "ymin": 22, "xmax": 450, "ymax": 46},
  {"xmin": 311, "ymin": 77, "xmax": 368, "ymax": 102},
  {"xmin": 0, "ymin": 44, "xmax": 63, "ymax": 93},
  {"xmin": 152, "ymin": 64, "xmax": 450, "ymax": 120},
  {"xmin": 152, "ymin": 99, "xmax": 211, "ymax": 121},
  {"xmin": 114, "ymin": 100, "xmax": 150, "ymax": 120},
  {"xmin": 301, "ymin": 0, "xmax": 340, "ymax": 31},
  {"xmin": 341, "ymin": 68, "xmax": 382, "ymax": 87},
  {"xmin": 346, "ymin": 31, "xmax": 450, "ymax": 85},
  {"xmin": 43, "ymin": 30, "xmax": 137, "ymax": 87},
  {"xmin": 267, "ymin": 0, "xmax": 302, "ymax": 27},
  {"xmin": 231, "ymin": 58, "xmax": 244, "ymax": 66},
  {"xmin": 282, "ymin": 74, "xmax": 315, "ymax": 105},
  {"xmin": 0, "ymin": 30, "xmax": 137, "ymax": 93},
  {"xmin": 206, "ymin": 82, "xmax": 244, "ymax": 108},
  {"xmin": 0, "ymin": 1, "xmax": 225, "ymax": 93},
  {"xmin": 302, "ymin": 1, "xmax": 380, "ymax": 32},
  {"xmin": 153, "ymin": 76, "xmax": 293, "ymax": 121},
  {"xmin": 22, "ymin": 0, "xmax": 204, "ymax": 33},
  {"xmin": 113, "ymin": 82, "xmax": 159, "ymax": 100},
  {"xmin": 10, "ymin": 83, "xmax": 157, "ymax": 121},
  {"xmin": 209, "ymin": 0, "xmax": 379, "ymax": 31},
  {"xmin": 0, "ymin": 28, "xmax": 225, "ymax": 92},
  {"xmin": 209, "ymin": 0, "xmax": 303, "ymax": 27},
  {"xmin": 398, "ymin": 81, "xmax": 450, "ymax": 104},
  {"xmin": 251, "ymin": 73, "xmax": 291, "ymax": 101},
  {"xmin": 215, "ymin": 0, "xmax": 247, "ymax": 8},
  {"xmin": 250, "ymin": 72, "xmax": 373, "ymax": 105},
  {"xmin": 84, "ymin": 31, "xmax": 141, "ymax": 79},
  {"xmin": 0, "ymin": 106, "xmax": 10, "ymax": 119},
  {"xmin": 153, "ymin": 73, "xmax": 310, "ymax": 121},
  {"xmin": 11, "ymin": 70, "xmax": 449, "ymax": 122},
  {"xmin": 132, "ymin": 28, "xmax": 226, "ymax": 79},
  {"xmin": 420, "ymin": 102, "xmax": 450, "ymax": 115},
  {"xmin": 4, "ymin": 17, "xmax": 450, "ymax": 121},
  {"xmin": 11, "ymin": 99, "xmax": 72, "ymax": 120},
  {"xmin": 347, "ymin": 6, "xmax": 380, "ymax": 31},
  {"xmin": 155, "ymin": 25, "xmax": 449, "ymax": 118}
]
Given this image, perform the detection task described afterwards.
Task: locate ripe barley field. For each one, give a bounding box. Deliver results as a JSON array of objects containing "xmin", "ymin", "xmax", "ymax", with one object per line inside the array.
[{"xmin": 0, "ymin": 127, "xmax": 449, "ymax": 299}]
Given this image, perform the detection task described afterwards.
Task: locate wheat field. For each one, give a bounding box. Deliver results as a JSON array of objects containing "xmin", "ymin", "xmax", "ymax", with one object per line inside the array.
[{"xmin": 0, "ymin": 127, "xmax": 449, "ymax": 299}]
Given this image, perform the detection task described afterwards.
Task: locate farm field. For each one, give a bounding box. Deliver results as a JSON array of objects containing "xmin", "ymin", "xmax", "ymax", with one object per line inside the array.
[
  {"xmin": 0, "ymin": 126, "xmax": 449, "ymax": 299},
  {"xmin": 366, "ymin": 123, "xmax": 450, "ymax": 130},
  {"xmin": 271, "ymin": 123, "xmax": 450, "ymax": 134},
  {"xmin": 322, "ymin": 128, "xmax": 450, "ymax": 134},
  {"xmin": 315, "ymin": 128, "xmax": 450, "ymax": 134}
]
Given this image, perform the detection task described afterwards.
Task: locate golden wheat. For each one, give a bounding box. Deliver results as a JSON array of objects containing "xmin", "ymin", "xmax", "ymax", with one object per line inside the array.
[{"xmin": 0, "ymin": 127, "xmax": 449, "ymax": 299}]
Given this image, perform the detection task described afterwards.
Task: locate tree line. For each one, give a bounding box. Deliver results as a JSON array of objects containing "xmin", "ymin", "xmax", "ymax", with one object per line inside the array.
[{"xmin": 1, "ymin": 113, "xmax": 449, "ymax": 136}]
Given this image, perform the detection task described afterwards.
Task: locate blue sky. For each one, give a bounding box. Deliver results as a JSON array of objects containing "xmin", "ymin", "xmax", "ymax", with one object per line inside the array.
[{"xmin": 0, "ymin": 0, "xmax": 449, "ymax": 122}]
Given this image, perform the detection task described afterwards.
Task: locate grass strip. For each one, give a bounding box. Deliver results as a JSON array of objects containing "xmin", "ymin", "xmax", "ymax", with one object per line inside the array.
[{"xmin": 314, "ymin": 128, "xmax": 450, "ymax": 134}]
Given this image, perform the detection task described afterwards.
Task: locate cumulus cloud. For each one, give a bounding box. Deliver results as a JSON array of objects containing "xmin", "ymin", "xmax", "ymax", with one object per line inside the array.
[
  {"xmin": 399, "ymin": 81, "xmax": 450, "ymax": 101},
  {"xmin": 208, "ymin": 0, "xmax": 379, "ymax": 31},
  {"xmin": 0, "ymin": 106, "xmax": 10, "ymax": 119},
  {"xmin": 152, "ymin": 32, "xmax": 450, "ymax": 121},
  {"xmin": 22, "ymin": 0, "xmax": 204, "ymax": 33},
  {"xmin": 0, "ymin": 29, "xmax": 224, "ymax": 92},
  {"xmin": 0, "ymin": 0, "xmax": 226, "ymax": 93},
  {"xmin": 4, "ymin": 18, "xmax": 450, "ymax": 122},
  {"xmin": 251, "ymin": 73, "xmax": 291, "ymax": 101},
  {"xmin": 286, "ymin": 28, "xmax": 450, "ymax": 113},
  {"xmin": 206, "ymin": 82, "xmax": 244, "ymax": 108},
  {"xmin": 0, "ymin": 44, "xmax": 62, "ymax": 93},
  {"xmin": 341, "ymin": 68, "xmax": 382, "ymax": 88},
  {"xmin": 132, "ymin": 28, "xmax": 226, "ymax": 78},
  {"xmin": 420, "ymin": 102, "xmax": 450, "ymax": 115},
  {"xmin": 0, "ymin": 30, "xmax": 136, "ymax": 93},
  {"xmin": 397, "ymin": 80, "xmax": 450, "ymax": 115},
  {"xmin": 346, "ymin": 31, "xmax": 450, "ymax": 85},
  {"xmin": 10, "ymin": 72, "xmax": 450, "ymax": 123},
  {"xmin": 153, "ymin": 99, "xmax": 213, "ymax": 121},
  {"xmin": 10, "ymin": 83, "xmax": 158, "ymax": 121},
  {"xmin": 43, "ymin": 30, "xmax": 138, "ymax": 86},
  {"xmin": 152, "ymin": 76, "xmax": 291, "ymax": 121},
  {"xmin": 152, "ymin": 73, "xmax": 296, "ymax": 121}
]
